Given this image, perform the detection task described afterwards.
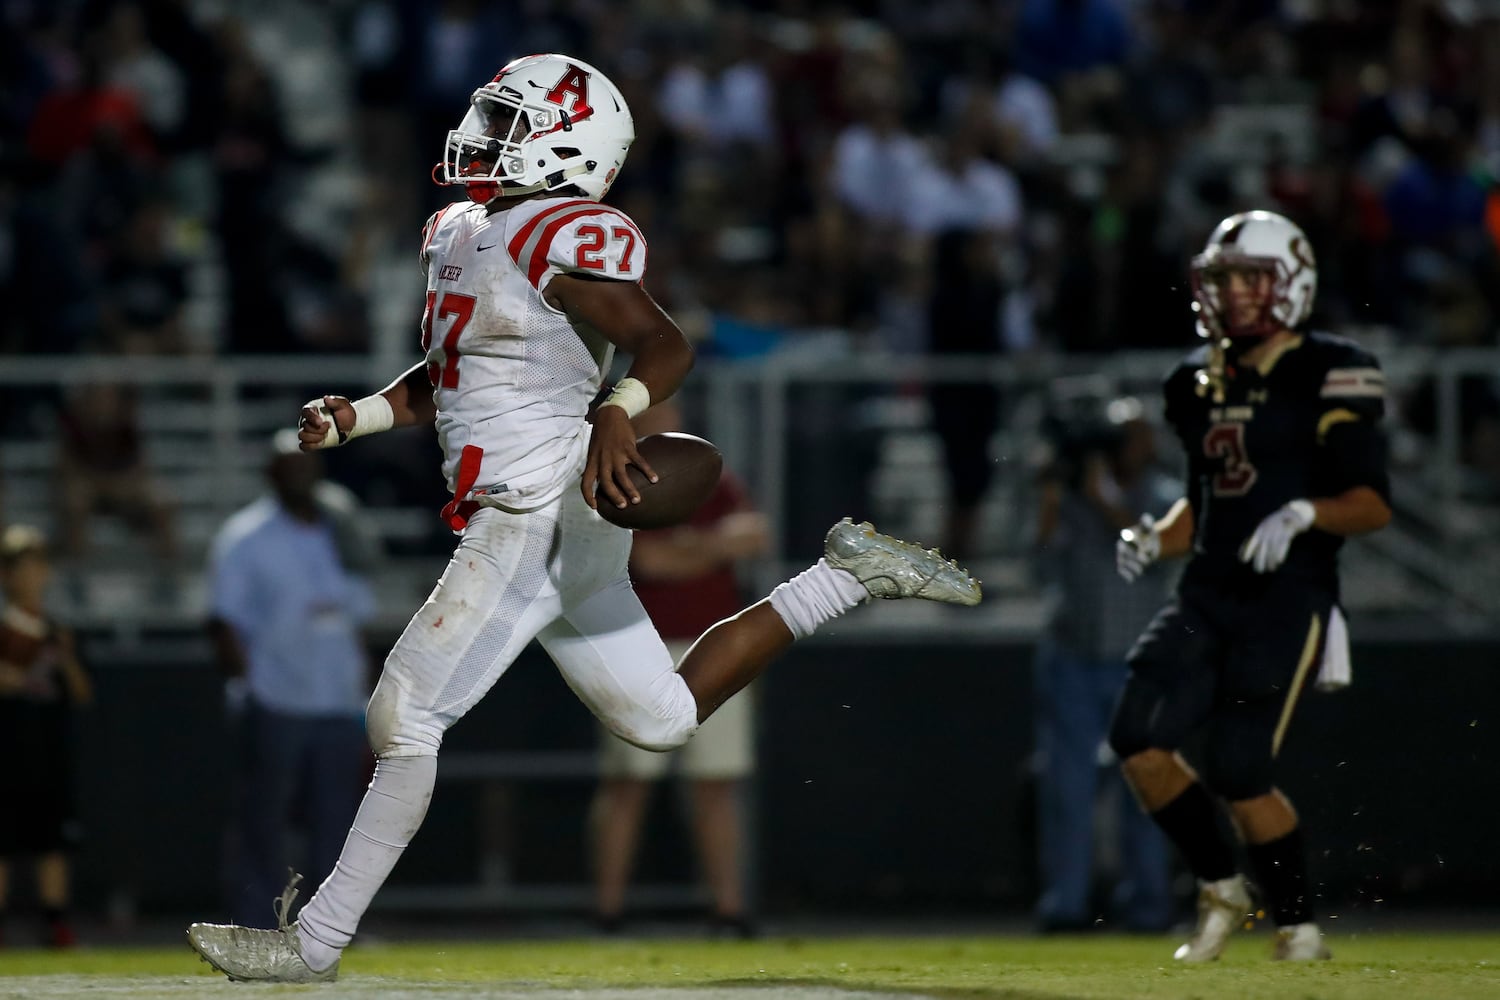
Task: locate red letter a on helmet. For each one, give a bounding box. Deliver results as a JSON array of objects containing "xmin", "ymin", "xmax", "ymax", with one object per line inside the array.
[{"xmin": 544, "ymin": 65, "xmax": 593, "ymax": 121}]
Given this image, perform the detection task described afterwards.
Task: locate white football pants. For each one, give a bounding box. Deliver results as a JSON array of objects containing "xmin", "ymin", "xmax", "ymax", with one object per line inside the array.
[
  {"xmin": 295, "ymin": 491, "xmax": 699, "ymax": 958},
  {"xmin": 367, "ymin": 492, "xmax": 701, "ymax": 757}
]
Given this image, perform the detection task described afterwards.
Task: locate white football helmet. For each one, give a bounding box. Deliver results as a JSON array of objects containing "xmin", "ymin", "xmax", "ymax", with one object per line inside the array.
[
  {"xmin": 1190, "ymin": 210, "xmax": 1317, "ymax": 341},
  {"xmin": 439, "ymin": 54, "xmax": 634, "ymax": 202}
]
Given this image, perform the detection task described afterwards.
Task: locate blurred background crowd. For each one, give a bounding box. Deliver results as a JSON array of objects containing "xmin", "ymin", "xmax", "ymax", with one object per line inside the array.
[
  {"xmin": 2, "ymin": 0, "xmax": 1500, "ymax": 942},
  {"xmin": 6, "ymin": 0, "xmax": 1500, "ymax": 357},
  {"xmin": 3, "ymin": 0, "xmax": 1500, "ymax": 585}
]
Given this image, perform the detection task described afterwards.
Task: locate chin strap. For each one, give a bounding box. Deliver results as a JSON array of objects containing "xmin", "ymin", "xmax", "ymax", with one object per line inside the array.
[{"xmin": 432, "ymin": 161, "xmax": 594, "ymax": 205}]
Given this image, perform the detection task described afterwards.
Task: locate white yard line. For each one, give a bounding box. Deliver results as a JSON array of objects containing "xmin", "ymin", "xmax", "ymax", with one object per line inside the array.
[{"xmin": 0, "ymin": 979, "xmax": 936, "ymax": 1000}]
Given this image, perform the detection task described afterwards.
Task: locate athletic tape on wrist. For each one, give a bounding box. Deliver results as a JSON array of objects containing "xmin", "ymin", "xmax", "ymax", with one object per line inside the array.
[
  {"xmin": 303, "ymin": 395, "xmax": 394, "ymax": 449},
  {"xmin": 348, "ymin": 395, "xmax": 395, "ymax": 440},
  {"xmin": 303, "ymin": 399, "xmax": 341, "ymax": 449},
  {"xmin": 597, "ymin": 377, "xmax": 651, "ymax": 420}
]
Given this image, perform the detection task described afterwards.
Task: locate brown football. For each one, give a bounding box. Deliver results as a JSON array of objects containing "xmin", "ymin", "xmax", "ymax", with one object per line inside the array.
[{"xmin": 596, "ymin": 432, "xmax": 724, "ymax": 530}]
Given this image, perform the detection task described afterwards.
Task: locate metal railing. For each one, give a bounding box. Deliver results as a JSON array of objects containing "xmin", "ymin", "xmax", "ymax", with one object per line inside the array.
[{"xmin": 2, "ymin": 345, "xmax": 1497, "ymax": 632}]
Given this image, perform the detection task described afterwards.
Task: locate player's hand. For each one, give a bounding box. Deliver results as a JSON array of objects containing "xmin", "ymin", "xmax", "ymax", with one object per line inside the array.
[
  {"xmin": 1116, "ymin": 517, "xmax": 1161, "ymax": 583},
  {"xmin": 582, "ymin": 404, "xmax": 657, "ymax": 511},
  {"xmin": 1239, "ymin": 499, "xmax": 1316, "ymax": 574},
  {"xmin": 299, "ymin": 396, "xmax": 355, "ymax": 451}
]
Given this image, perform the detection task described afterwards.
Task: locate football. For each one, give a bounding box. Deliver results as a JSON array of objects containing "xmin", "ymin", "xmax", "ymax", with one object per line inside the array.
[{"xmin": 596, "ymin": 432, "xmax": 723, "ymax": 530}]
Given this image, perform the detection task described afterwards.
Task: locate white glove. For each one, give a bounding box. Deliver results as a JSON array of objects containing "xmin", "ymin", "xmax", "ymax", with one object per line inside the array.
[
  {"xmin": 1239, "ymin": 499, "xmax": 1316, "ymax": 574},
  {"xmin": 1116, "ymin": 517, "xmax": 1161, "ymax": 583}
]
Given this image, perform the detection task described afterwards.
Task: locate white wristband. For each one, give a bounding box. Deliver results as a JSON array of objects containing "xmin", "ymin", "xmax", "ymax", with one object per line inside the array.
[
  {"xmin": 597, "ymin": 377, "xmax": 651, "ymax": 419},
  {"xmin": 348, "ymin": 395, "xmax": 395, "ymax": 441}
]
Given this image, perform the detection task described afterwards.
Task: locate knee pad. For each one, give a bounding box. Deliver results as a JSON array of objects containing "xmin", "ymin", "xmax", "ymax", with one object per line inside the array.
[
  {"xmin": 603, "ymin": 677, "xmax": 700, "ymax": 752},
  {"xmin": 606, "ymin": 708, "xmax": 698, "ymax": 754},
  {"xmin": 365, "ymin": 672, "xmax": 442, "ymax": 758}
]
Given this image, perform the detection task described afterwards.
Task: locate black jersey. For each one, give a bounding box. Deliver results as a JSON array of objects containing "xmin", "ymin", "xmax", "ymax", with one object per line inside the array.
[{"xmin": 1163, "ymin": 331, "xmax": 1388, "ymax": 589}]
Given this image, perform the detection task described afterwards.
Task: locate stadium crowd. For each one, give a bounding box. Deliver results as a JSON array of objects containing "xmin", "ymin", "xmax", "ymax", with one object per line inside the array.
[{"xmin": 2, "ymin": 0, "xmax": 1500, "ymax": 548}]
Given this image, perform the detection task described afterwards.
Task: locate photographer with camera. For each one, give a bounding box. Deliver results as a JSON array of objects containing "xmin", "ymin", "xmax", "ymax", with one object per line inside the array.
[{"xmin": 1032, "ymin": 396, "xmax": 1176, "ymax": 933}]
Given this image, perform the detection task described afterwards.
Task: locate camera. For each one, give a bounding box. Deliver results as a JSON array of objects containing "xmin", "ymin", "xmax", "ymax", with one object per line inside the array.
[{"xmin": 1043, "ymin": 395, "xmax": 1144, "ymax": 489}]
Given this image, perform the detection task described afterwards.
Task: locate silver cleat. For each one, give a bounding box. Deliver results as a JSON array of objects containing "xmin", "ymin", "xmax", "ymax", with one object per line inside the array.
[
  {"xmin": 1174, "ymin": 874, "xmax": 1252, "ymax": 962},
  {"xmin": 824, "ymin": 518, "xmax": 982, "ymax": 606},
  {"xmin": 187, "ymin": 872, "xmax": 339, "ymax": 983}
]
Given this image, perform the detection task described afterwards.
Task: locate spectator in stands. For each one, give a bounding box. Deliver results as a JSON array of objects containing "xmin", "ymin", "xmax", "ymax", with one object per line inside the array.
[
  {"xmin": 1384, "ymin": 109, "xmax": 1488, "ymax": 254},
  {"xmin": 1014, "ymin": 0, "xmax": 1133, "ymax": 129},
  {"xmin": 99, "ymin": 198, "xmax": 188, "ymax": 355},
  {"xmin": 208, "ymin": 432, "xmax": 378, "ymax": 927},
  {"xmin": 99, "ymin": 2, "xmax": 186, "ymax": 147},
  {"xmin": 210, "ymin": 18, "xmax": 291, "ymax": 354},
  {"xmin": 0, "ymin": 525, "xmax": 92, "ymax": 948},
  {"xmin": 906, "ymin": 124, "xmax": 1023, "ymax": 239},
  {"xmin": 939, "ymin": 47, "xmax": 1059, "ymax": 169},
  {"xmin": 54, "ymin": 381, "xmax": 178, "ymax": 568},
  {"xmin": 1120, "ymin": 1, "xmax": 1213, "ymax": 139},
  {"xmin": 657, "ymin": 13, "xmax": 776, "ymax": 153},
  {"xmin": 1349, "ymin": 30, "xmax": 1439, "ymax": 158},
  {"xmin": 926, "ymin": 228, "xmax": 1006, "ymax": 561},
  {"xmin": 1032, "ymin": 397, "xmax": 1175, "ymax": 933},
  {"xmin": 590, "ymin": 401, "xmax": 769, "ymax": 938},
  {"xmin": 24, "ymin": 47, "xmax": 154, "ymax": 168},
  {"xmin": 829, "ymin": 76, "xmax": 926, "ymax": 232}
]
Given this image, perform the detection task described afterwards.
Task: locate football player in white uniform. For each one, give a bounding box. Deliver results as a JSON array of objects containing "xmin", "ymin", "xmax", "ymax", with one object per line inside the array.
[{"xmin": 187, "ymin": 54, "xmax": 982, "ymax": 983}]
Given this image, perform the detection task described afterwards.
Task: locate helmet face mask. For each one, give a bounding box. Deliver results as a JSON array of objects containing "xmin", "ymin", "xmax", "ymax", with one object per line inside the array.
[
  {"xmin": 1191, "ymin": 252, "xmax": 1281, "ymax": 341},
  {"xmin": 438, "ymin": 54, "xmax": 634, "ymax": 203},
  {"xmin": 444, "ymin": 90, "xmax": 546, "ymax": 183}
]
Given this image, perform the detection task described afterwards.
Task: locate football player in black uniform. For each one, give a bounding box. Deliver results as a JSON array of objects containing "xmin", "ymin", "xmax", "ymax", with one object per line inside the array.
[{"xmin": 1111, "ymin": 211, "xmax": 1391, "ymax": 962}]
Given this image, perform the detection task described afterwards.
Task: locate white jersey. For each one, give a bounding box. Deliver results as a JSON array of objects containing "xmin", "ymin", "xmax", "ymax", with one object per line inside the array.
[{"xmin": 418, "ymin": 195, "xmax": 647, "ymax": 521}]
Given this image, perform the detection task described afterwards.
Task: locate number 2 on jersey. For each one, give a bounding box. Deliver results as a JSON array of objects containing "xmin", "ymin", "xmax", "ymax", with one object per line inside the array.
[
  {"xmin": 574, "ymin": 224, "xmax": 637, "ymax": 274},
  {"xmin": 421, "ymin": 291, "xmax": 475, "ymax": 389},
  {"xmin": 1204, "ymin": 422, "xmax": 1257, "ymax": 496}
]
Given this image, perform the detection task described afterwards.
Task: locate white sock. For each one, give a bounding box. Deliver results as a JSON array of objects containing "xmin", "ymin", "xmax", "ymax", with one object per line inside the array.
[
  {"xmin": 768, "ymin": 557, "xmax": 868, "ymax": 640},
  {"xmin": 294, "ymin": 755, "xmax": 437, "ymax": 970}
]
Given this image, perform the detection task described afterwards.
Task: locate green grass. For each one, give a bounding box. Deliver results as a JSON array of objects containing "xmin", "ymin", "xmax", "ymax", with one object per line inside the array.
[{"xmin": 2, "ymin": 932, "xmax": 1498, "ymax": 999}]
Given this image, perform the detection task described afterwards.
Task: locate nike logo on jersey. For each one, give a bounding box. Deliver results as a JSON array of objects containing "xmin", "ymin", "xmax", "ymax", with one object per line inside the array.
[{"xmin": 476, "ymin": 244, "xmax": 496, "ymax": 252}]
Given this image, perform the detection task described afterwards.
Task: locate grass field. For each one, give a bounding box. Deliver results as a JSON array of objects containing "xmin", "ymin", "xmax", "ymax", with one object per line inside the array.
[{"xmin": 2, "ymin": 932, "xmax": 1499, "ymax": 1000}]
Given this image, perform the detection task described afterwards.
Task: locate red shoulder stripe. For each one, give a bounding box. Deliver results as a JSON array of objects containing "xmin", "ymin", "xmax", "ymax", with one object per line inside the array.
[
  {"xmin": 505, "ymin": 198, "xmax": 596, "ymax": 266},
  {"xmin": 421, "ymin": 203, "xmax": 459, "ymax": 254},
  {"xmin": 525, "ymin": 208, "xmax": 644, "ymax": 288},
  {"xmin": 525, "ymin": 207, "xmax": 616, "ymax": 287}
]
